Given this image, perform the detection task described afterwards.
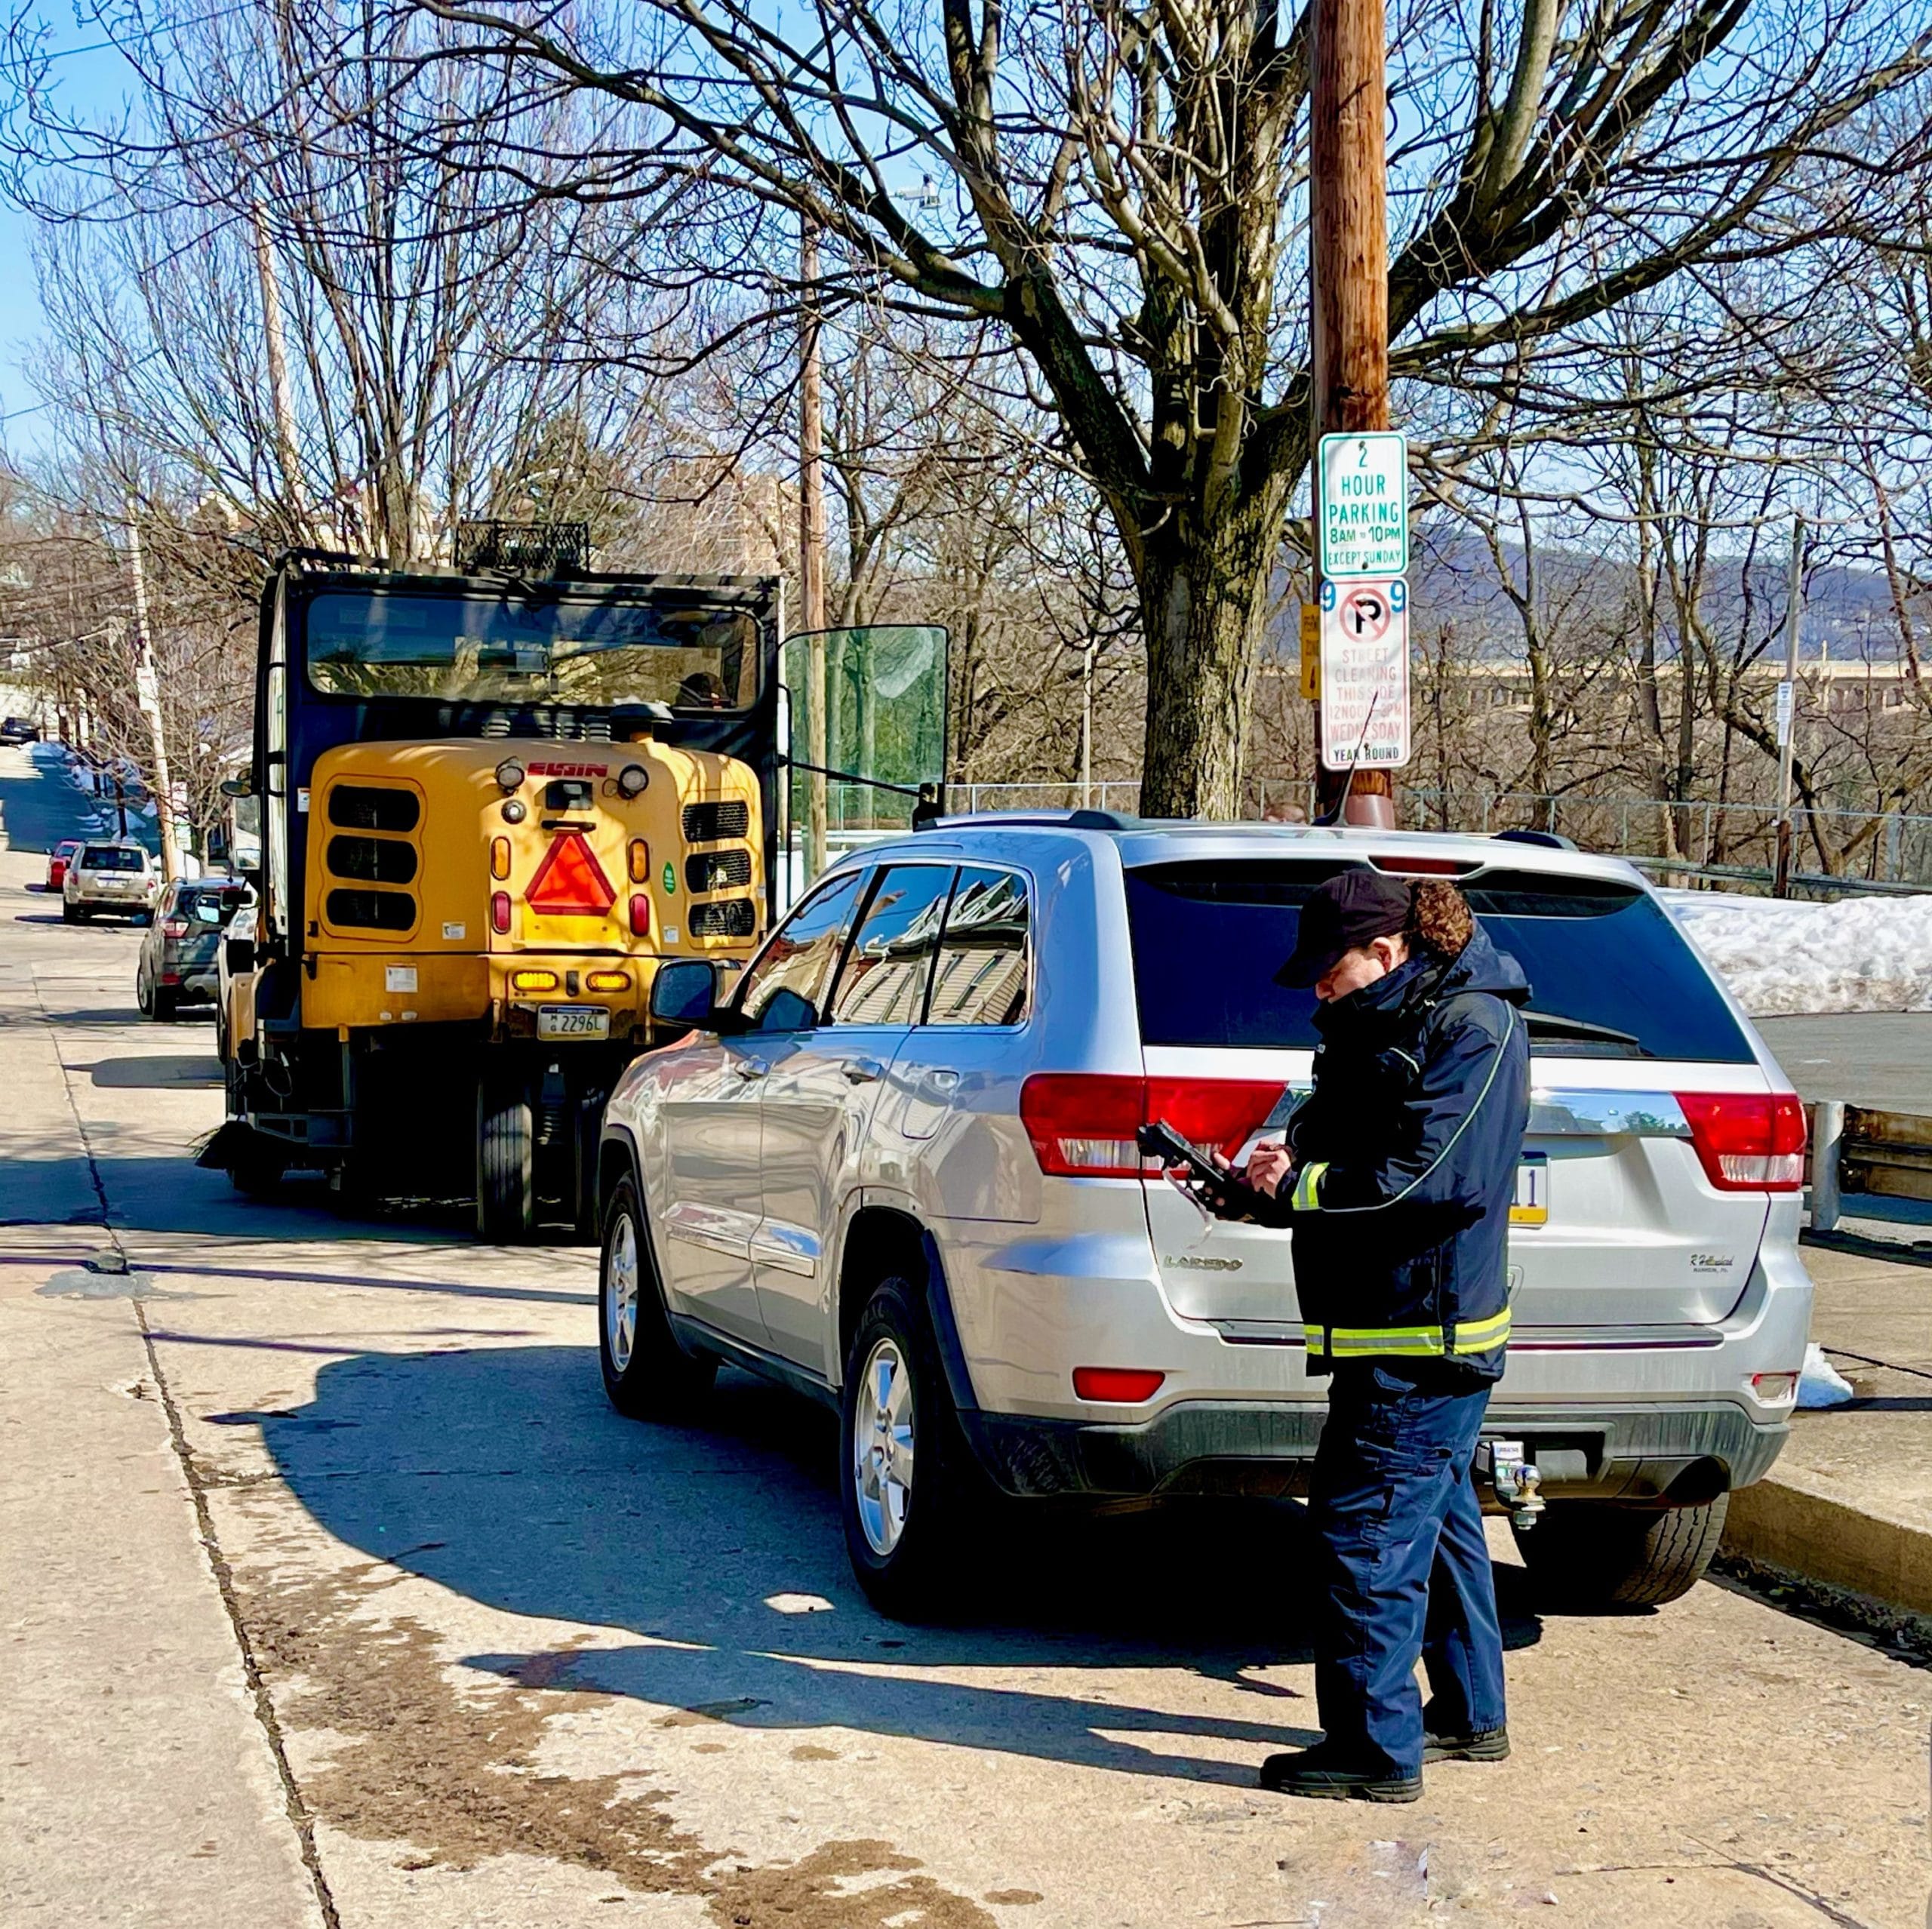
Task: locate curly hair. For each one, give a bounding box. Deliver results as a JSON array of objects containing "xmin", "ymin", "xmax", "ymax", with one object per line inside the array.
[{"xmin": 1404, "ymin": 878, "xmax": 1475, "ymax": 961}]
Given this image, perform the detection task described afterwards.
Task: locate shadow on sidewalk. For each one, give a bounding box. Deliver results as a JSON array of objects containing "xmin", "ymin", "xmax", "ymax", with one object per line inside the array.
[{"xmin": 202, "ymin": 1341, "xmax": 1545, "ymax": 1788}]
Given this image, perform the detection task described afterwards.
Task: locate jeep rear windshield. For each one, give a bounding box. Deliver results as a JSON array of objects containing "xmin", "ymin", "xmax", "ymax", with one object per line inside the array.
[
  {"xmin": 1124, "ymin": 860, "xmax": 1755, "ymax": 1063},
  {"xmin": 80, "ymin": 845, "xmax": 145, "ymax": 871},
  {"xmin": 303, "ymin": 589, "xmax": 759, "ymax": 711}
]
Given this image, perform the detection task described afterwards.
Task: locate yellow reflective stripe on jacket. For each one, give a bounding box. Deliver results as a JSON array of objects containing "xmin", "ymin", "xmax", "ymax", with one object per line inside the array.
[
  {"xmin": 1303, "ymin": 1308, "xmax": 1512, "ymax": 1358},
  {"xmin": 1291, "ymin": 1161, "xmax": 1329, "ymax": 1211}
]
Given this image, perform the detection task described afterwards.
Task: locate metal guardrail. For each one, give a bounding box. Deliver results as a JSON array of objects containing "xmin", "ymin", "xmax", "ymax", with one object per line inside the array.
[{"xmin": 1807, "ymin": 1103, "xmax": 1932, "ymax": 1230}]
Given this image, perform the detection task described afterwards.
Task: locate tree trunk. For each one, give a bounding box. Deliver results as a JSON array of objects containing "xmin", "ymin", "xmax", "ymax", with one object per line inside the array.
[{"xmin": 1136, "ymin": 481, "xmax": 1290, "ymax": 819}]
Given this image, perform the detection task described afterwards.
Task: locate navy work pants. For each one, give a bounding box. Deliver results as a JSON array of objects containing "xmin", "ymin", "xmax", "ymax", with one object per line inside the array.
[{"xmin": 1306, "ymin": 1360, "xmax": 1506, "ymax": 1779}]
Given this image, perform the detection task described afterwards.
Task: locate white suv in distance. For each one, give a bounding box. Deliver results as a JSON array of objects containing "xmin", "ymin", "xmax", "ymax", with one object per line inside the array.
[
  {"xmin": 597, "ymin": 817, "xmax": 1810, "ymax": 1617},
  {"xmin": 63, "ymin": 840, "xmax": 159, "ymax": 923}
]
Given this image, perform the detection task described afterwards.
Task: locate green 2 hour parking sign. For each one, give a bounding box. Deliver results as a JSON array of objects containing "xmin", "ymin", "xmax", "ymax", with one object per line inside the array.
[{"xmin": 1318, "ymin": 431, "xmax": 1409, "ymax": 580}]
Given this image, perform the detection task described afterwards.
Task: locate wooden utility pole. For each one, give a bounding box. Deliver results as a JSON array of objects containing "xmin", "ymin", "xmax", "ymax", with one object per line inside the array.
[
  {"xmin": 1310, "ymin": 0, "xmax": 1395, "ymax": 826},
  {"xmin": 1772, "ymin": 515, "xmax": 1805, "ymax": 897},
  {"xmin": 798, "ymin": 219, "xmax": 829, "ymax": 881},
  {"xmin": 251, "ymin": 200, "xmax": 305, "ymax": 534},
  {"xmin": 125, "ymin": 514, "xmax": 183, "ymax": 884}
]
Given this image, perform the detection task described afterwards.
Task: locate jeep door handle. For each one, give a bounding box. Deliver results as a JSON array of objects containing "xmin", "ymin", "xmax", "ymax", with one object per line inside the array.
[
  {"xmin": 841, "ymin": 1057, "xmax": 884, "ymax": 1084},
  {"xmin": 734, "ymin": 1057, "xmax": 769, "ymax": 1080}
]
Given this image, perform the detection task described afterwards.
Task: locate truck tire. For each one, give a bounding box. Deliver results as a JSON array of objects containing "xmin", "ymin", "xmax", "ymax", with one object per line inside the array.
[
  {"xmin": 598, "ymin": 1175, "xmax": 715, "ymax": 1418},
  {"xmin": 839, "ymin": 1276, "xmax": 986, "ymax": 1621},
  {"xmin": 476, "ymin": 1078, "xmax": 534, "ymax": 1241},
  {"xmin": 1513, "ymin": 1494, "xmax": 1730, "ymax": 1609}
]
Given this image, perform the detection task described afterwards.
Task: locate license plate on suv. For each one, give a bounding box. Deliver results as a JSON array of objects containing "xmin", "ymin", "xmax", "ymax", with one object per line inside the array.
[
  {"xmin": 537, "ymin": 1005, "xmax": 610, "ymax": 1039},
  {"xmin": 1510, "ymin": 1153, "xmax": 1549, "ymax": 1226}
]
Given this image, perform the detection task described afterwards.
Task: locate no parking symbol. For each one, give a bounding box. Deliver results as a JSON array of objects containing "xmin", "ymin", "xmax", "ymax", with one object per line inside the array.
[{"xmin": 1338, "ymin": 583, "xmax": 1396, "ymax": 643}]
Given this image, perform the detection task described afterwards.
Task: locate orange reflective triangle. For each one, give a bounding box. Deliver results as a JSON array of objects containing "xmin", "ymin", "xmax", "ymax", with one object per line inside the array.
[{"xmin": 525, "ymin": 832, "xmax": 617, "ymax": 917}]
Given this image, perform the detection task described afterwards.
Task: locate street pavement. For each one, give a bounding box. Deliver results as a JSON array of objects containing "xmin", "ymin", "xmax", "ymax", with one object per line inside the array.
[
  {"xmin": 1758, "ymin": 1013, "xmax": 1932, "ymax": 1114},
  {"xmin": 2, "ymin": 742, "xmax": 1927, "ymax": 1929}
]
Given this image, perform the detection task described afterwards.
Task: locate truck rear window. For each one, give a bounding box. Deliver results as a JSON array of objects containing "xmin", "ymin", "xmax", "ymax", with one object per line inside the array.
[{"xmin": 1124, "ymin": 860, "xmax": 1755, "ymax": 1063}]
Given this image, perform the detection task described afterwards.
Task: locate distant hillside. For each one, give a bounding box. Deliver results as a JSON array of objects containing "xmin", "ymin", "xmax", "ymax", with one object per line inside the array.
[{"xmin": 1265, "ymin": 527, "xmax": 1907, "ymax": 666}]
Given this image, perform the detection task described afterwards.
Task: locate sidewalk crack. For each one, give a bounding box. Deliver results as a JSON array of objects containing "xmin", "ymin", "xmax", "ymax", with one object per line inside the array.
[{"xmin": 137, "ymin": 1291, "xmax": 342, "ymax": 1927}]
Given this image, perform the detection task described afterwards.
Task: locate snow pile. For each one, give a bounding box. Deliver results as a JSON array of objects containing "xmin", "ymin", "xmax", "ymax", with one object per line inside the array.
[{"xmin": 1663, "ymin": 888, "xmax": 1932, "ymax": 1016}]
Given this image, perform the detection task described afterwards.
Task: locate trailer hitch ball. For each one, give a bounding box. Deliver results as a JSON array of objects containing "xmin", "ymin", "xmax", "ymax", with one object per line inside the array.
[{"xmin": 1482, "ymin": 1438, "xmax": 1546, "ymax": 1531}]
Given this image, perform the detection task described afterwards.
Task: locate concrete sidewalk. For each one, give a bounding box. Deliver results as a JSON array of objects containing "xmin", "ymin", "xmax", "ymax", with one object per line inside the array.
[{"xmin": 1723, "ymin": 1233, "xmax": 1932, "ymax": 1617}]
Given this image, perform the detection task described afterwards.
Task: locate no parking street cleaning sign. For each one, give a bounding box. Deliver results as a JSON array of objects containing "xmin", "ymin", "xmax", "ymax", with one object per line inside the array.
[{"xmin": 1318, "ymin": 577, "xmax": 1411, "ymax": 771}]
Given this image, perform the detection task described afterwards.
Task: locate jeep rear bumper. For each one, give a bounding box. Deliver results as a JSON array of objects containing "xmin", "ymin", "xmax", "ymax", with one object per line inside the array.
[{"xmin": 958, "ymin": 1398, "xmax": 1788, "ymax": 1506}]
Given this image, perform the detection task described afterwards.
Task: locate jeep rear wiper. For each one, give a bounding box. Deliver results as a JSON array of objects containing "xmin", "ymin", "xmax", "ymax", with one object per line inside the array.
[{"xmin": 1521, "ymin": 1010, "xmax": 1647, "ymax": 1052}]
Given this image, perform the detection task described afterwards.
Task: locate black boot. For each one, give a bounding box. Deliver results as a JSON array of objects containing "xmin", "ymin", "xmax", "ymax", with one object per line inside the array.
[
  {"xmin": 1422, "ymin": 1724, "xmax": 1510, "ymax": 1764},
  {"xmin": 1258, "ymin": 1743, "xmax": 1423, "ymax": 1803}
]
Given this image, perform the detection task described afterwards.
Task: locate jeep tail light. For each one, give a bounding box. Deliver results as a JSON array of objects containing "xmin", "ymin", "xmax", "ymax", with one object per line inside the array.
[
  {"xmin": 1675, "ymin": 1091, "xmax": 1806, "ymax": 1192},
  {"xmin": 1751, "ymin": 1371, "xmax": 1798, "ymax": 1403},
  {"xmin": 1019, "ymin": 1074, "xmax": 1283, "ymax": 1177},
  {"xmin": 1073, "ymin": 1368, "xmax": 1165, "ymax": 1403}
]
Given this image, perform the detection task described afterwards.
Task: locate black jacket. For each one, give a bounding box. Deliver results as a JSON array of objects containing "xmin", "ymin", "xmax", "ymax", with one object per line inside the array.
[{"xmin": 1269, "ymin": 928, "xmax": 1531, "ymax": 1381}]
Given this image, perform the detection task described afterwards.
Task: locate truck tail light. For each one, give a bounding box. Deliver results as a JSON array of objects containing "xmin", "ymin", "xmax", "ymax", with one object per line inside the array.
[
  {"xmin": 628, "ymin": 838, "xmax": 651, "ymax": 884},
  {"xmin": 1675, "ymin": 1091, "xmax": 1806, "ymax": 1192},
  {"xmin": 1019, "ymin": 1074, "xmax": 1283, "ymax": 1178},
  {"xmin": 511, "ymin": 969, "xmax": 558, "ymax": 992},
  {"xmin": 491, "ymin": 836, "xmax": 510, "ymax": 880},
  {"xmin": 586, "ymin": 970, "xmax": 630, "ymax": 992},
  {"xmin": 491, "ymin": 891, "xmax": 511, "ymax": 934},
  {"xmin": 629, "ymin": 894, "xmax": 651, "ymax": 937},
  {"xmin": 1072, "ymin": 1368, "xmax": 1165, "ymax": 1403}
]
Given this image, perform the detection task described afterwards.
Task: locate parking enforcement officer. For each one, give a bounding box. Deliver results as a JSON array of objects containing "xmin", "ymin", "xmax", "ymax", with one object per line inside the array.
[{"xmin": 1241, "ymin": 869, "xmax": 1532, "ymax": 1803}]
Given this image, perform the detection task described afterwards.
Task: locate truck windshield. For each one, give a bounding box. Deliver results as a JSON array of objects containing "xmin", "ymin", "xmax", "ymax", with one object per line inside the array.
[
  {"xmin": 1124, "ymin": 860, "xmax": 1755, "ymax": 1063},
  {"xmin": 304, "ymin": 590, "xmax": 759, "ymax": 710}
]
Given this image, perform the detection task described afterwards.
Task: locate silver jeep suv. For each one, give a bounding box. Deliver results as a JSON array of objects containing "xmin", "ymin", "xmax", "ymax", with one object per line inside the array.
[{"xmin": 597, "ymin": 817, "xmax": 1810, "ymax": 1616}]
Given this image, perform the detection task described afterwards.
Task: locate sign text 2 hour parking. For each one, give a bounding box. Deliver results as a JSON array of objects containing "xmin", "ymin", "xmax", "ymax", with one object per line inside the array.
[{"xmin": 1318, "ymin": 432, "xmax": 1409, "ymax": 580}]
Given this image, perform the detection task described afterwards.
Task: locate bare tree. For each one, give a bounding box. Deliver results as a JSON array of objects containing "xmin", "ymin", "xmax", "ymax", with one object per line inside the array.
[{"xmin": 344, "ymin": 0, "xmax": 1932, "ymax": 813}]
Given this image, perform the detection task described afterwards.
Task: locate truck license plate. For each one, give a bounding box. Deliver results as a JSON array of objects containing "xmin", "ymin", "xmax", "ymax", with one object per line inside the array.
[
  {"xmin": 1510, "ymin": 1154, "xmax": 1549, "ymax": 1226},
  {"xmin": 537, "ymin": 1005, "xmax": 610, "ymax": 1039}
]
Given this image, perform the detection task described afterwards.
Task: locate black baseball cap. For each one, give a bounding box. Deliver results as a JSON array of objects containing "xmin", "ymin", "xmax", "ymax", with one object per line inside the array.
[{"xmin": 1275, "ymin": 871, "xmax": 1414, "ymax": 988}]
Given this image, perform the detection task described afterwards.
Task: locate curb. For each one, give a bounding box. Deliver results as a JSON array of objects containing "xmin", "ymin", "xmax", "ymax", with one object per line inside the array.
[{"xmin": 1722, "ymin": 1467, "xmax": 1932, "ymax": 1617}]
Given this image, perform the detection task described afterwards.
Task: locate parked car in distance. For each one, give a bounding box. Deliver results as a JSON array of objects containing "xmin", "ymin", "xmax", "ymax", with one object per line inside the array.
[
  {"xmin": 137, "ymin": 878, "xmax": 240, "ymax": 1019},
  {"xmin": 63, "ymin": 841, "xmax": 159, "ymax": 922},
  {"xmin": 596, "ymin": 814, "xmax": 1813, "ymax": 1620},
  {"xmin": 1, "ymin": 715, "xmax": 40, "ymax": 743},
  {"xmin": 45, "ymin": 839, "xmax": 82, "ymax": 890}
]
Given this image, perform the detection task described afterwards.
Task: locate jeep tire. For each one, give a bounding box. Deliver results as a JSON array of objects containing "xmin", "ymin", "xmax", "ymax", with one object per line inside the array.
[
  {"xmin": 1512, "ymin": 1494, "xmax": 1730, "ymax": 1608},
  {"xmin": 839, "ymin": 1276, "xmax": 986, "ymax": 1621},
  {"xmin": 598, "ymin": 1174, "xmax": 715, "ymax": 1418}
]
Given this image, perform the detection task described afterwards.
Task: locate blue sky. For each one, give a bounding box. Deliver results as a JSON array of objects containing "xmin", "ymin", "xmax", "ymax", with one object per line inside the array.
[{"xmin": 0, "ymin": 9, "xmax": 143, "ymax": 454}]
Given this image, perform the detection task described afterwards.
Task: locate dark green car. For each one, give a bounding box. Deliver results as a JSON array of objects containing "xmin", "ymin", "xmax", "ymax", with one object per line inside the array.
[{"xmin": 136, "ymin": 878, "xmax": 238, "ymax": 1020}]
